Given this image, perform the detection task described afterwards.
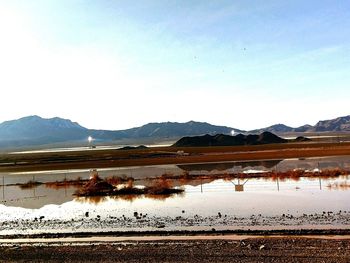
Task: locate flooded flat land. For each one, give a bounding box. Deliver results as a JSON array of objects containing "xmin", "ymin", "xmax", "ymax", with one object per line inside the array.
[{"xmin": 0, "ymin": 156, "xmax": 349, "ymax": 238}]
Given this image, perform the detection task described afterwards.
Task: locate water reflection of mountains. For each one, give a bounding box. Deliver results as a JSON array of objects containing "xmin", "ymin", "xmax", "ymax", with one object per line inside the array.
[
  {"xmin": 4, "ymin": 156, "xmax": 350, "ymax": 209},
  {"xmin": 177, "ymin": 160, "xmax": 282, "ymax": 172}
]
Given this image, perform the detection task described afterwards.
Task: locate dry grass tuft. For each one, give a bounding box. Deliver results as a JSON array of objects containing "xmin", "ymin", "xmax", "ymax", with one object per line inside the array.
[
  {"xmin": 19, "ymin": 180, "xmax": 42, "ymax": 189},
  {"xmin": 75, "ymin": 172, "xmax": 183, "ymax": 197},
  {"xmin": 45, "ymin": 177, "xmax": 85, "ymax": 189},
  {"xmin": 327, "ymin": 181, "xmax": 350, "ymax": 190}
]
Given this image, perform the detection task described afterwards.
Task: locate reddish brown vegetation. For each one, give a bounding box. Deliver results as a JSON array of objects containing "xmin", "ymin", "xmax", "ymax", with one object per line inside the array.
[
  {"xmin": 327, "ymin": 181, "xmax": 350, "ymax": 190},
  {"xmin": 45, "ymin": 177, "xmax": 84, "ymax": 189},
  {"xmin": 147, "ymin": 178, "xmax": 183, "ymax": 195},
  {"xmin": 13, "ymin": 168, "xmax": 350, "ymax": 194},
  {"xmin": 19, "ymin": 180, "xmax": 42, "ymax": 189},
  {"xmin": 164, "ymin": 168, "xmax": 350, "ymax": 183},
  {"xmin": 267, "ymin": 169, "xmax": 348, "ymax": 182},
  {"xmin": 75, "ymin": 173, "xmax": 183, "ymax": 197},
  {"xmin": 105, "ymin": 175, "xmax": 135, "ymax": 186},
  {"xmin": 75, "ymin": 173, "xmax": 115, "ymax": 196}
]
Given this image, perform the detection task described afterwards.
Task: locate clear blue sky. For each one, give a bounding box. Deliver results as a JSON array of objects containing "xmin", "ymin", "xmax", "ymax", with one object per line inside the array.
[{"xmin": 0, "ymin": 0, "xmax": 349, "ymax": 130}]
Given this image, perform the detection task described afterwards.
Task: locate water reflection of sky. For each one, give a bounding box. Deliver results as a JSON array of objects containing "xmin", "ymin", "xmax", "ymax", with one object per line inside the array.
[
  {"xmin": 0, "ymin": 177, "xmax": 349, "ymax": 223},
  {"xmin": 0, "ymin": 156, "xmax": 349, "ymax": 219},
  {"xmin": 0, "ymin": 176, "xmax": 349, "ymax": 216}
]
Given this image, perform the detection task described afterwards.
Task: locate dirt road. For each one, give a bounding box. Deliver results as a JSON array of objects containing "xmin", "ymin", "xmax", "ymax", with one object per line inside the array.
[{"xmin": 1, "ymin": 237, "xmax": 350, "ymax": 262}]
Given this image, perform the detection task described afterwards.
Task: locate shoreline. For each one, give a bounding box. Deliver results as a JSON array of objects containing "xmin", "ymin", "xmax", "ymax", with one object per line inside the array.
[
  {"xmin": 1, "ymin": 233, "xmax": 350, "ymax": 246},
  {"xmin": 1, "ymin": 142, "xmax": 350, "ymax": 173},
  {"xmin": 1, "ymin": 228, "xmax": 350, "ymax": 241}
]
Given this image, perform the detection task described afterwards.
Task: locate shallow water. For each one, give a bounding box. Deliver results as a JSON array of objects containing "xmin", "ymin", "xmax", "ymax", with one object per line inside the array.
[{"xmin": 0, "ymin": 156, "xmax": 350, "ymax": 235}]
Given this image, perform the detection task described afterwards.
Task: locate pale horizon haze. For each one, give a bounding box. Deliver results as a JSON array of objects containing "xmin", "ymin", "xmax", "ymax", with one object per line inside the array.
[{"xmin": 0, "ymin": 1, "xmax": 350, "ymax": 130}]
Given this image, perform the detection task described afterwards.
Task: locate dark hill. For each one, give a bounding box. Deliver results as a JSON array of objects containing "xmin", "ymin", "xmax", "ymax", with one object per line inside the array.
[
  {"xmin": 294, "ymin": 136, "xmax": 312, "ymax": 142},
  {"xmin": 173, "ymin": 132, "xmax": 287, "ymax": 147},
  {"xmin": 118, "ymin": 145, "xmax": 148, "ymax": 150}
]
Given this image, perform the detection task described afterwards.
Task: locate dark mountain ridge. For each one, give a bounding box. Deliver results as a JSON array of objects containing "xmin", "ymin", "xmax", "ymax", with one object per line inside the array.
[{"xmin": 173, "ymin": 132, "xmax": 287, "ymax": 147}]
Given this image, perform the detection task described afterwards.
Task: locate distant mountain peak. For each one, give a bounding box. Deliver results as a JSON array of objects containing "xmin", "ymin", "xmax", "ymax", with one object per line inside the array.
[
  {"xmin": 250, "ymin": 114, "xmax": 350, "ymax": 134},
  {"xmin": 18, "ymin": 115, "xmax": 42, "ymax": 120},
  {"xmin": 125, "ymin": 120, "xmax": 243, "ymax": 138},
  {"xmin": 249, "ymin": 123, "xmax": 294, "ymax": 134},
  {"xmin": 0, "ymin": 116, "xmax": 86, "ymax": 143},
  {"xmin": 313, "ymin": 115, "xmax": 350, "ymax": 132}
]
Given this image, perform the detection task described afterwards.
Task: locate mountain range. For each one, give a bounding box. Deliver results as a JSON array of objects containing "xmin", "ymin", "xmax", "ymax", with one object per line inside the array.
[
  {"xmin": 250, "ymin": 115, "xmax": 350, "ymax": 134},
  {"xmin": 0, "ymin": 114, "xmax": 349, "ymax": 148},
  {"xmin": 0, "ymin": 115, "xmax": 242, "ymax": 148}
]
